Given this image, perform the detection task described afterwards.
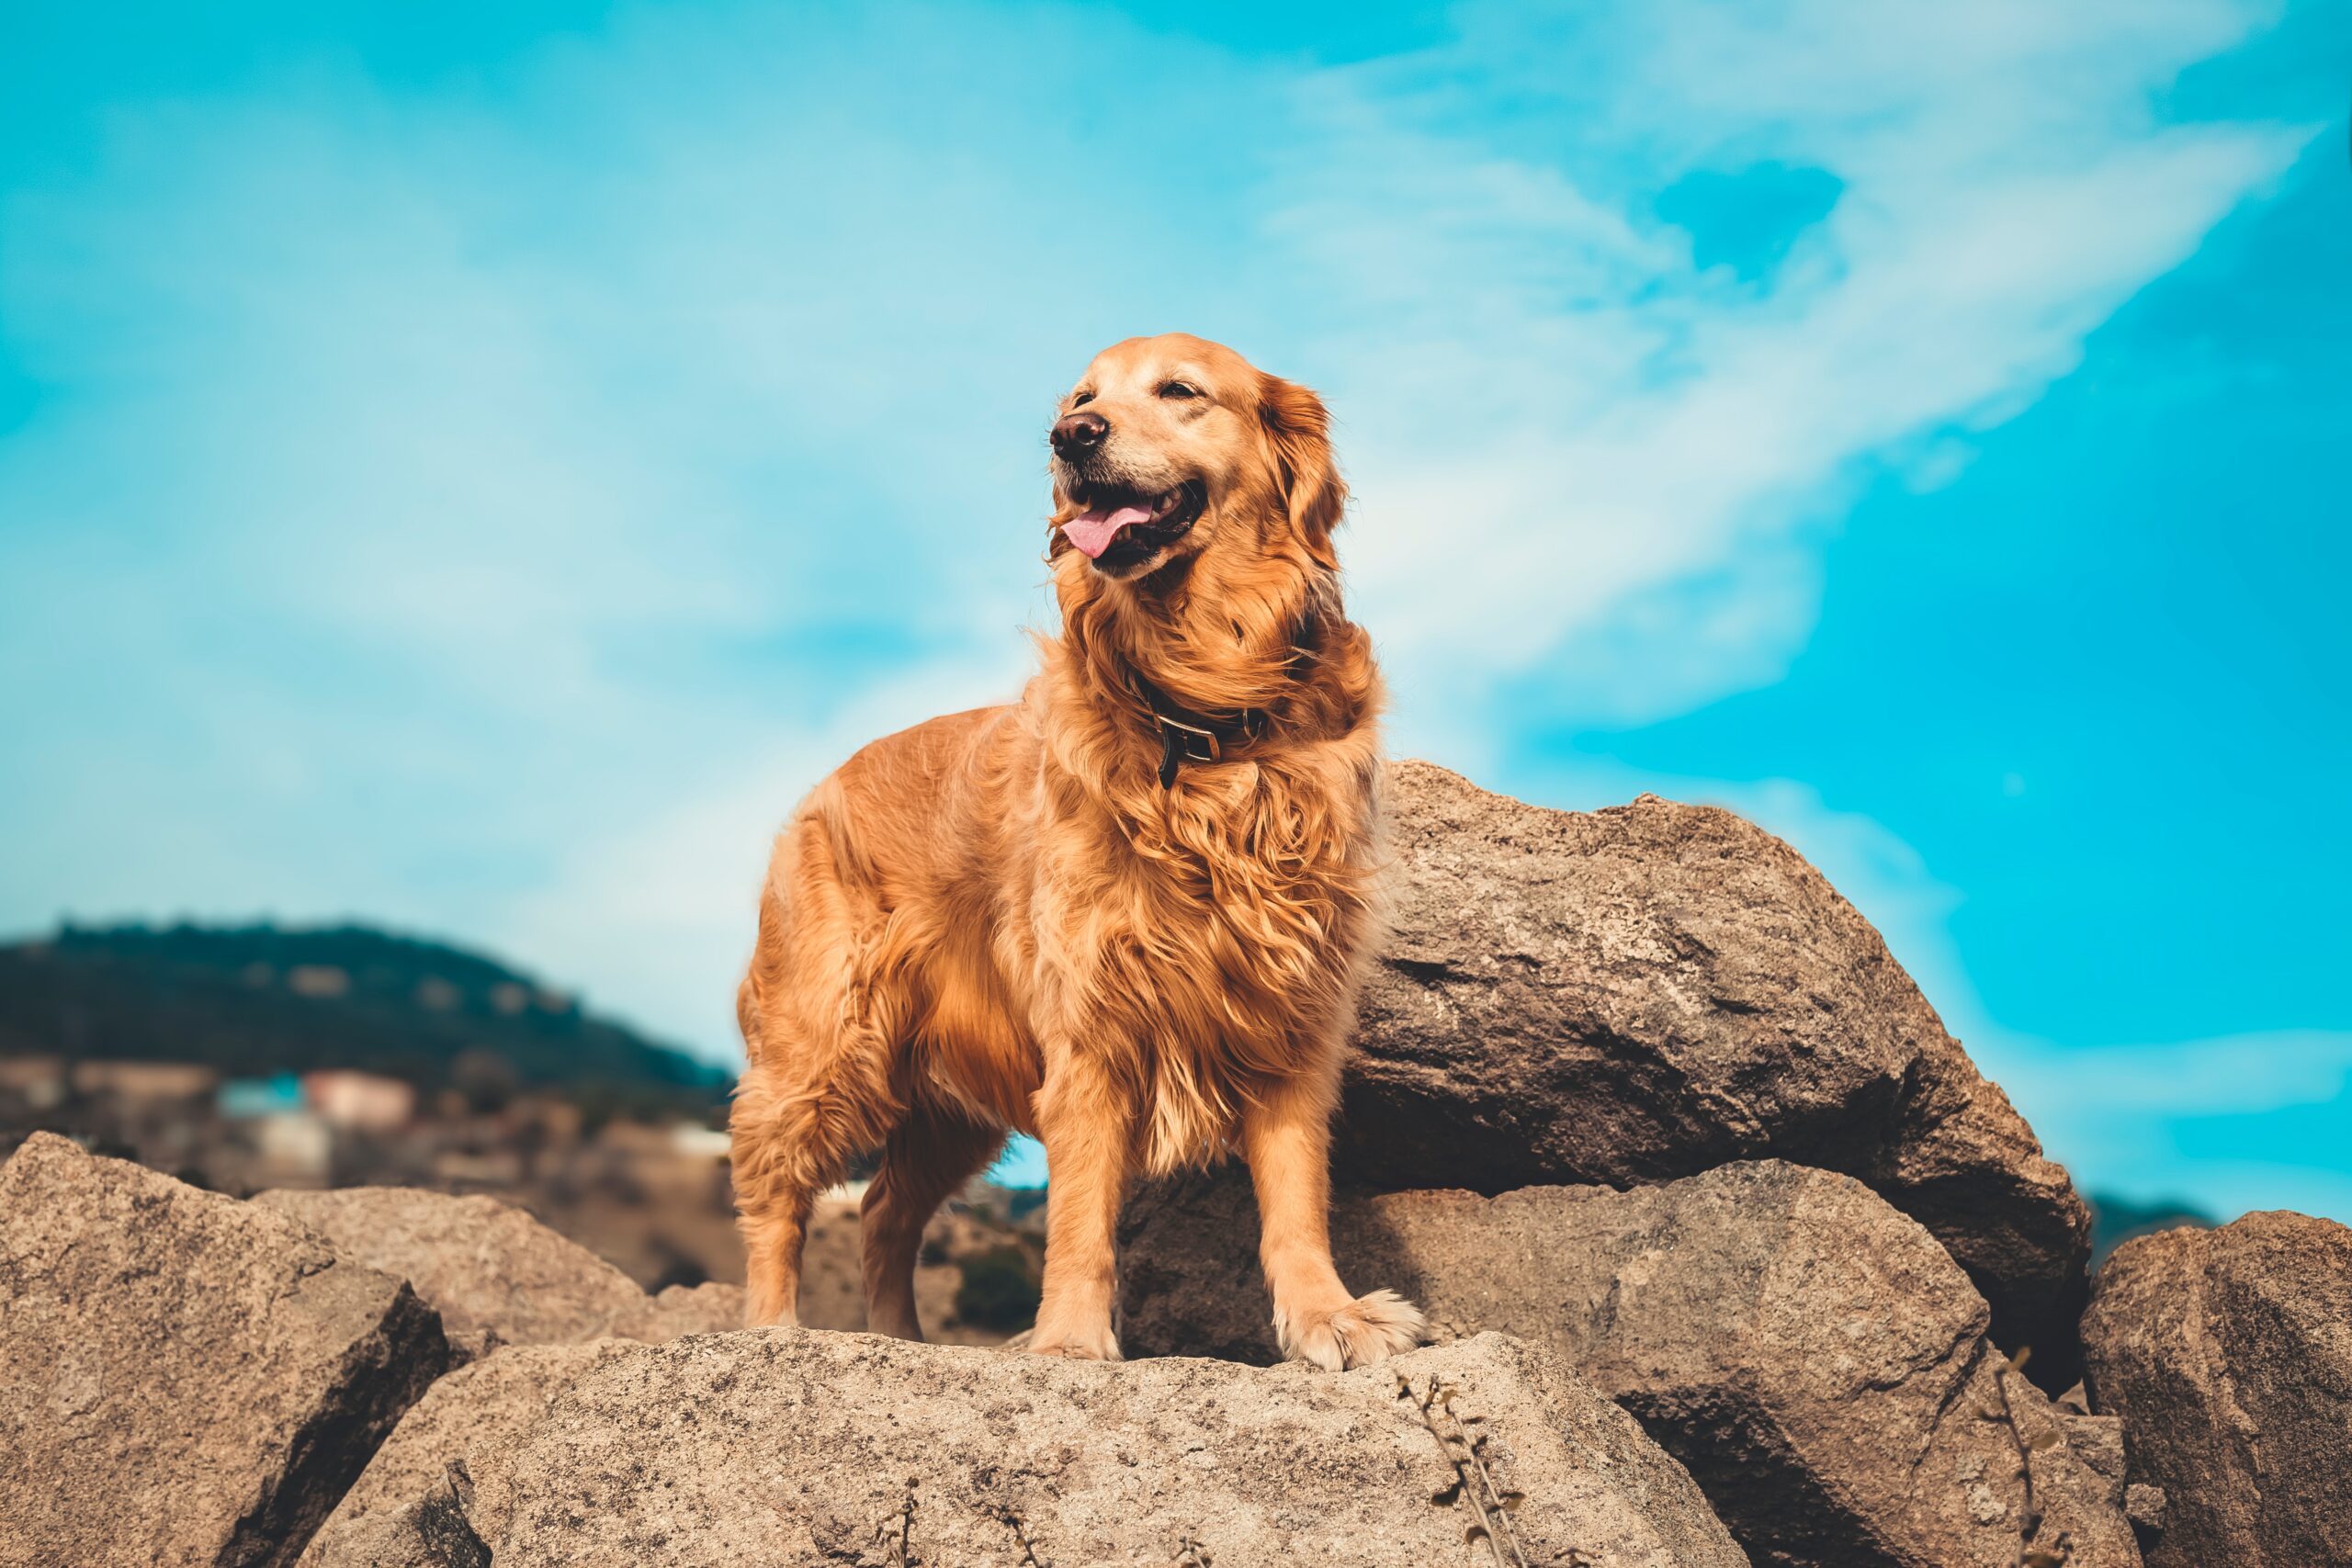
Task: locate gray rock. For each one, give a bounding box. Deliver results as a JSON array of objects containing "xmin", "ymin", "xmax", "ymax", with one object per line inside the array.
[
  {"xmin": 359, "ymin": 1329, "xmax": 1748, "ymax": 1567},
  {"xmin": 0, "ymin": 1133, "xmax": 447, "ymax": 1568},
  {"xmin": 1348, "ymin": 761, "xmax": 2091, "ymax": 1371},
  {"xmin": 2082, "ymin": 1211, "xmax": 2352, "ymax": 1567},
  {"xmin": 255, "ymin": 1187, "xmax": 737, "ymax": 1347},
  {"xmin": 1122, "ymin": 1160, "xmax": 2139, "ymax": 1568},
  {"xmin": 304, "ymin": 1342, "xmax": 632, "ymax": 1566}
]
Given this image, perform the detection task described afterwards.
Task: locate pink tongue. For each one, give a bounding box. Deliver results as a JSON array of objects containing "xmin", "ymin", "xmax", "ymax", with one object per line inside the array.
[{"xmin": 1062, "ymin": 503, "xmax": 1155, "ymax": 559}]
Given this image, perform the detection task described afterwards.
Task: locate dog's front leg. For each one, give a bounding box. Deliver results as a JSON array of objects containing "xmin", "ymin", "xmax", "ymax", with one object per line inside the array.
[
  {"xmin": 1027, "ymin": 1045, "xmax": 1133, "ymax": 1360},
  {"xmin": 1242, "ymin": 1075, "xmax": 1426, "ymax": 1371}
]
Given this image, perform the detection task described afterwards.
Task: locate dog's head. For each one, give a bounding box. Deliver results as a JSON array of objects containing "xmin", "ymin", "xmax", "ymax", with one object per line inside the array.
[{"xmin": 1047, "ymin": 333, "xmax": 1344, "ymax": 582}]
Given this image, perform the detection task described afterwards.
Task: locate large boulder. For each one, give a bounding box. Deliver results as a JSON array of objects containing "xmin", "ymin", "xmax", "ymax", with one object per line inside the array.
[
  {"xmin": 323, "ymin": 1330, "xmax": 1748, "ymax": 1568},
  {"xmin": 256, "ymin": 1187, "xmax": 741, "ymax": 1354},
  {"xmin": 1122, "ymin": 1160, "xmax": 2139, "ymax": 1568},
  {"xmin": 0, "ymin": 1133, "xmax": 447, "ymax": 1568},
  {"xmin": 2081, "ymin": 1211, "xmax": 2352, "ymax": 1566},
  {"xmin": 1349, "ymin": 761, "xmax": 2091, "ymax": 1372}
]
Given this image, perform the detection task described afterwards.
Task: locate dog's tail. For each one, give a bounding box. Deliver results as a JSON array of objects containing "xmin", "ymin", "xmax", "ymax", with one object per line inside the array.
[
  {"xmin": 735, "ymin": 774, "xmax": 910, "ymax": 1075},
  {"xmin": 735, "ymin": 909, "xmax": 774, "ymax": 1064}
]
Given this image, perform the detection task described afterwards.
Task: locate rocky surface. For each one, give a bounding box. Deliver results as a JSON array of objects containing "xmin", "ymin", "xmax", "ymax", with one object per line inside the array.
[
  {"xmin": 319, "ymin": 1329, "xmax": 1747, "ymax": 1568},
  {"xmin": 300, "ymin": 1342, "xmax": 633, "ymax": 1565},
  {"xmin": 257, "ymin": 1187, "xmax": 742, "ymax": 1355},
  {"xmin": 2082, "ymin": 1210, "xmax": 2352, "ymax": 1567},
  {"xmin": 1123, "ymin": 1160, "xmax": 2139, "ymax": 1568},
  {"xmin": 1351, "ymin": 761, "xmax": 2091, "ymax": 1372},
  {"xmin": 0, "ymin": 1134, "xmax": 447, "ymax": 1568}
]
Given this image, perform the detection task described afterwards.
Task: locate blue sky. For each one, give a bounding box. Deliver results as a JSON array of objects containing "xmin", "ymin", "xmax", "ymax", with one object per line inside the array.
[{"xmin": 2, "ymin": 2, "xmax": 2345, "ymax": 1212}]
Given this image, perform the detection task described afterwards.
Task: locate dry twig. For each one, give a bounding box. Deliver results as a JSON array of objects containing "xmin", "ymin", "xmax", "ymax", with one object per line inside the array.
[
  {"xmin": 1979, "ymin": 1348, "xmax": 2072, "ymax": 1568},
  {"xmin": 1396, "ymin": 1373, "xmax": 1534, "ymax": 1568},
  {"xmin": 876, "ymin": 1475, "xmax": 921, "ymax": 1568},
  {"xmin": 997, "ymin": 1505, "xmax": 1049, "ymax": 1567}
]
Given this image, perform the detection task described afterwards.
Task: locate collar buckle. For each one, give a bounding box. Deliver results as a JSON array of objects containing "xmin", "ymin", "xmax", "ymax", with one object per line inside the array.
[{"xmin": 1156, "ymin": 716, "xmax": 1223, "ymax": 788}]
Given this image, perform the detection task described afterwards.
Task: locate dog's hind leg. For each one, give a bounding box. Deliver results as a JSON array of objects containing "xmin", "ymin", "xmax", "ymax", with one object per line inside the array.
[
  {"xmin": 859, "ymin": 1102, "xmax": 1006, "ymax": 1340},
  {"xmin": 730, "ymin": 1044, "xmax": 881, "ymax": 1327},
  {"xmin": 729, "ymin": 1096, "xmax": 810, "ymax": 1327},
  {"xmin": 729, "ymin": 826, "xmax": 907, "ymax": 1328}
]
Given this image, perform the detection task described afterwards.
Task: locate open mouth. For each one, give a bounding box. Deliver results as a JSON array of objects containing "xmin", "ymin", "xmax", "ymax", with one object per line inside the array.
[{"xmin": 1060, "ymin": 479, "xmax": 1204, "ymax": 570}]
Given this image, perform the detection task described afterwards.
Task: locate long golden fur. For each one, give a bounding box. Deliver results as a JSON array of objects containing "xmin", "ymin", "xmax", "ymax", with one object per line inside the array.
[{"xmin": 729, "ymin": 333, "xmax": 1423, "ymax": 1367}]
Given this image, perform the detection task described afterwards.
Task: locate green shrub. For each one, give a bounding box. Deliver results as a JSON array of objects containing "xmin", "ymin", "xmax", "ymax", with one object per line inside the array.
[{"xmin": 954, "ymin": 1244, "xmax": 1041, "ymax": 1331}]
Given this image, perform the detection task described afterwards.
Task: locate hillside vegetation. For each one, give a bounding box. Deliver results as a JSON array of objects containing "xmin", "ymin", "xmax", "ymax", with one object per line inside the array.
[{"xmin": 0, "ymin": 920, "xmax": 729, "ymax": 1120}]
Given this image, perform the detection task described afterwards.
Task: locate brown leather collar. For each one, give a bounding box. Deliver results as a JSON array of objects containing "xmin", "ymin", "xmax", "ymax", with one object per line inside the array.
[{"xmin": 1125, "ymin": 612, "xmax": 1321, "ymax": 789}]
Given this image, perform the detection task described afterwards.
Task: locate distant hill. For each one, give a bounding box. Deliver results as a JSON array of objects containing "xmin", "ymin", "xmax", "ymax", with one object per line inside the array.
[{"xmin": 0, "ymin": 920, "xmax": 729, "ymax": 1119}]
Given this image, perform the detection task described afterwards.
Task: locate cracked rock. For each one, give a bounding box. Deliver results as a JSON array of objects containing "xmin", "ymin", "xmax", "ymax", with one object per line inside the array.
[
  {"xmin": 1123, "ymin": 1159, "xmax": 2139, "ymax": 1568},
  {"xmin": 2083, "ymin": 1210, "xmax": 2352, "ymax": 1566},
  {"xmin": 1346, "ymin": 761, "xmax": 2092, "ymax": 1376},
  {"xmin": 351, "ymin": 1331, "xmax": 1746, "ymax": 1567},
  {"xmin": 0, "ymin": 1134, "xmax": 447, "ymax": 1568},
  {"xmin": 303, "ymin": 1342, "xmax": 635, "ymax": 1566}
]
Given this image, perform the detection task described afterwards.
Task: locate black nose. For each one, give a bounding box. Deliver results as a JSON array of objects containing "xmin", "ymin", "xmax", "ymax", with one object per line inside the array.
[{"xmin": 1051, "ymin": 410, "xmax": 1109, "ymax": 458}]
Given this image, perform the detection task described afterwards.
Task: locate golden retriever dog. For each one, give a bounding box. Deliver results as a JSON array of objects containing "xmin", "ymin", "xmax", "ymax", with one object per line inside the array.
[{"xmin": 729, "ymin": 333, "xmax": 1422, "ymax": 1368}]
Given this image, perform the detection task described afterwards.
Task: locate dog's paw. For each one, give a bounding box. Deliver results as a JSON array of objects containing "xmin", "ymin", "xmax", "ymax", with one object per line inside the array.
[
  {"xmin": 1025, "ymin": 1320, "xmax": 1124, "ymax": 1362},
  {"xmin": 741, "ymin": 1295, "xmax": 799, "ymax": 1331},
  {"xmin": 1278, "ymin": 1289, "xmax": 1426, "ymax": 1371}
]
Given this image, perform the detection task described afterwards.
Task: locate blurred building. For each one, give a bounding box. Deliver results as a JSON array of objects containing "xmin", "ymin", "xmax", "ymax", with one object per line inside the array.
[
  {"xmin": 0, "ymin": 1055, "xmax": 67, "ymax": 1112},
  {"xmin": 72, "ymin": 1061, "xmax": 218, "ymax": 1101},
  {"xmin": 303, "ymin": 1070, "xmax": 414, "ymax": 1133},
  {"xmin": 251, "ymin": 1111, "xmax": 333, "ymax": 1185},
  {"xmin": 218, "ymin": 1074, "xmax": 305, "ymax": 1121}
]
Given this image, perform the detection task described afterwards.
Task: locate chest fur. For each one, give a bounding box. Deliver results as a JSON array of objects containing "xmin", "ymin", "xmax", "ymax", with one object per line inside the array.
[{"xmin": 1025, "ymin": 761, "xmax": 1381, "ymax": 1160}]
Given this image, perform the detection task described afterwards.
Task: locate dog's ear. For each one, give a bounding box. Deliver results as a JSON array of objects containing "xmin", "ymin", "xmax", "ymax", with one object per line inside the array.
[{"xmin": 1257, "ymin": 371, "xmax": 1346, "ymax": 570}]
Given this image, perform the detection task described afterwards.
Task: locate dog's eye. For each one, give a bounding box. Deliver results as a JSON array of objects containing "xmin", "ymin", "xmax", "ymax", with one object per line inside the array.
[
  {"xmin": 1070, "ymin": 390, "xmax": 1094, "ymax": 409},
  {"xmin": 1159, "ymin": 381, "xmax": 1201, "ymax": 400}
]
